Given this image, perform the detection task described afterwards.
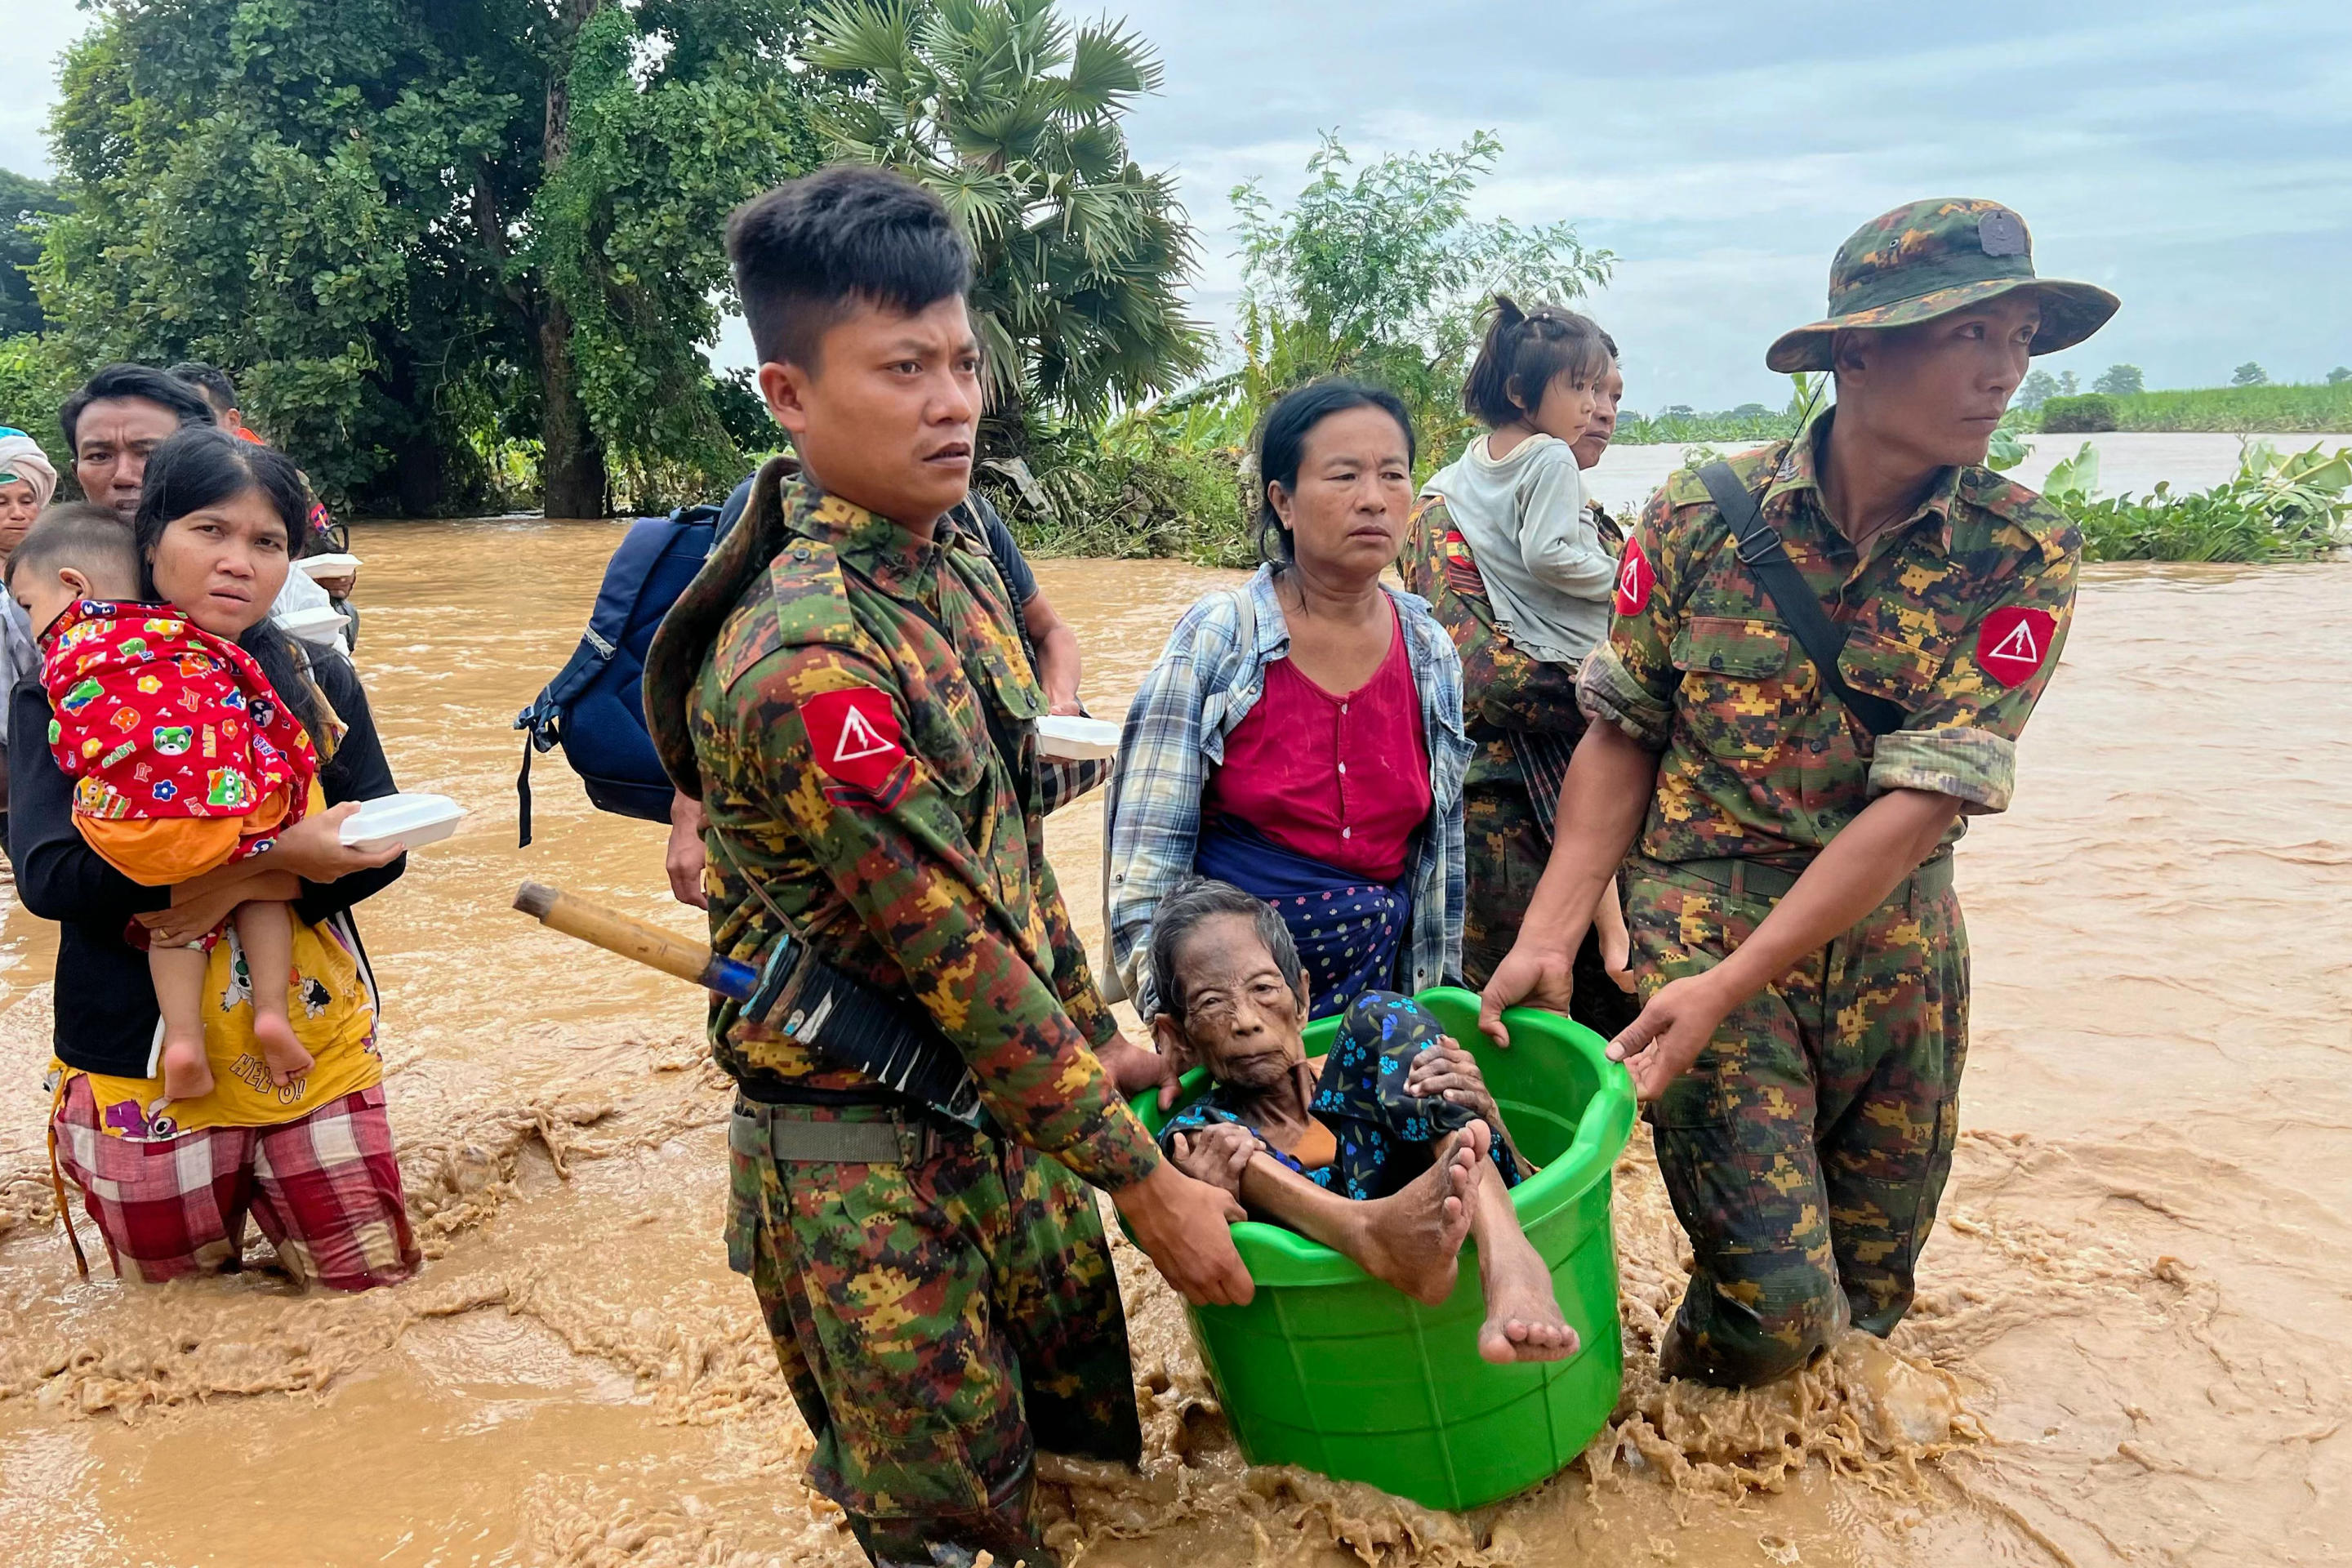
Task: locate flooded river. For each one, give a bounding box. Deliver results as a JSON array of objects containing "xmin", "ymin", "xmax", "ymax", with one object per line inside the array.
[{"xmin": 0, "ymin": 516, "xmax": 2345, "ymax": 1566}]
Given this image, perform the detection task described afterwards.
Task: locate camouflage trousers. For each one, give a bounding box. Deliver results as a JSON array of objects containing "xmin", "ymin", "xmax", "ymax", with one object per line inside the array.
[
  {"xmin": 1628, "ymin": 858, "xmax": 1968, "ymax": 1388},
  {"xmin": 1459, "ymin": 778, "xmax": 1642, "ymax": 1041},
  {"xmin": 726, "ymin": 1099, "xmax": 1141, "ymax": 1568}
]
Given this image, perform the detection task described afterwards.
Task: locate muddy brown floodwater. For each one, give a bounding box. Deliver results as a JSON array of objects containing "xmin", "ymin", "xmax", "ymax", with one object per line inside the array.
[{"xmin": 1, "ymin": 519, "xmax": 2345, "ymax": 1567}]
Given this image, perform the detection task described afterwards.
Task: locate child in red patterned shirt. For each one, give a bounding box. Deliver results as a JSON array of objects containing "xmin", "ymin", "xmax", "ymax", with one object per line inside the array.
[{"xmin": 7, "ymin": 504, "xmax": 319, "ymax": 1101}]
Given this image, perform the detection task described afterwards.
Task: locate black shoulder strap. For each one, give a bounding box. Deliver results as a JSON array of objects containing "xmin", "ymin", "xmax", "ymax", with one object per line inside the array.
[{"xmin": 1695, "ymin": 461, "xmax": 1905, "ymax": 737}]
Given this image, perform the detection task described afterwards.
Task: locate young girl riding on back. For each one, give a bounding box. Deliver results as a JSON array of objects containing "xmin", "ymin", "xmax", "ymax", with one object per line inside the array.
[{"xmin": 1423, "ymin": 296, "xmax": 1619, "ymax": 666}]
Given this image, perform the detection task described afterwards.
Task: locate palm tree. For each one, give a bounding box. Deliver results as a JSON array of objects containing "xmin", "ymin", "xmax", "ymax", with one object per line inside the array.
[{"xmin": 807, "ymin": 0, "xmax": 1206, "ymax": 434}]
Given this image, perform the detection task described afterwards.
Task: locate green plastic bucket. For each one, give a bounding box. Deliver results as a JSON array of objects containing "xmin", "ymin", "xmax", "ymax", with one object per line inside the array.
[{"xmin": 1124, "ymin": 986, "xmax": 1637, "ymax": 1512}]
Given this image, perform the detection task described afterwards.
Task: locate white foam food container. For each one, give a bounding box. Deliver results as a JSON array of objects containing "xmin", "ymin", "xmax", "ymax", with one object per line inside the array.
[
  {"xmin": 340, "ymin": 793, "xmax": 466, "ymax": 855},
  {"xmin": 273, "ymin": 604, "xmax": 350, "ymax": 643},
  {"xmin": 1036, "ymin": 715, "xmax": 1120, "ymax": 761},
  {"xmin": 298, "ymin": 553, "xmax": 363, "ymax": 577}
]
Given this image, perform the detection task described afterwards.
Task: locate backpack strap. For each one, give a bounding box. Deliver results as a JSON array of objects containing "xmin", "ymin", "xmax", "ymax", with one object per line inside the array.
[{"xmin": 1695, "ymin": 461, "xmax": 1905, "ymax": 738}]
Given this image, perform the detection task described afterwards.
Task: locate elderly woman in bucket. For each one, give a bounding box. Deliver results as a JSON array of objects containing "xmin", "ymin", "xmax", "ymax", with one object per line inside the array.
[
  {"xmin": 1148, "ymin": 877, "xmax": 1576, "ymax": 1365},
  {"xmin": 1107, "ymin": 379, "xmax": 1472, "ymax": 1028}
]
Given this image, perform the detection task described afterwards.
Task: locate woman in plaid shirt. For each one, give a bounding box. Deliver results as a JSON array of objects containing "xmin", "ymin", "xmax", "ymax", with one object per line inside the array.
[{"xmin": 1107, "ymin": 381, "xmax": 1471, "ymax": 1025}]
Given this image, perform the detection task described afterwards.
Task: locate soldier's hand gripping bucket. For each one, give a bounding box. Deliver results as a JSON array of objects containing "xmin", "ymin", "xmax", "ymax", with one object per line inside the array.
[{"xmin": 1122, "ymin": 986, "xmax": 1637, "ymax": 1512}]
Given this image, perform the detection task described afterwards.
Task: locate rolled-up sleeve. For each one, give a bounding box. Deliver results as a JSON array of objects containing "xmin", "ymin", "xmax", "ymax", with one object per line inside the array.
[
  {"xmin": 1576, "ymin": 485, "xmax": 1681, "ymax": 752},
  {"xmin": 1869, "ymin": 533, "xmax": 2078, "ymax": 814}
]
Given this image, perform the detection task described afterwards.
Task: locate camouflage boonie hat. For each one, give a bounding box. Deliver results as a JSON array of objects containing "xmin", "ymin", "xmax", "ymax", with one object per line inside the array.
[{"xmin": 1766, "ymin": 198, "xmax": 2119, "ymax": 373}]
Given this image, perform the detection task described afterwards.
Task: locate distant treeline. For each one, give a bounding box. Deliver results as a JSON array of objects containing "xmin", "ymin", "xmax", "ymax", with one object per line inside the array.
[{"xmin": 1617, "ymin": 380, "xmax": 2352, "ymax": 446}]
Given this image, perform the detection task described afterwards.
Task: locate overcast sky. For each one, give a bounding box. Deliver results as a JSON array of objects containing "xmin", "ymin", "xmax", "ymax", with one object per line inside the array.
[{"xmin": 7, "ymin": 0, "xmax": 2348, "ymax": 412}]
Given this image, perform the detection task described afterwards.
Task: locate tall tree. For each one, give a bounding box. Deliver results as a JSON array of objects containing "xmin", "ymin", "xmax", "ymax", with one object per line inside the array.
[
  {"xmin": 2092, "ymin": 363, "xmax": 2144, "ymax": 397},
  {"xmin": 1226, "ymin": 131, "xmax": 1613, "ymax": 465},
  {"xmin": 807, "ymin": 0, "xmax": 1205, "ymax": 439},
  {"xmin": 0, "ymin": 170, "xmax": 73, "ymax": 338},
  {"xmin": 38, "ymin": 1, "xmax": 816, "ymax": 515}
]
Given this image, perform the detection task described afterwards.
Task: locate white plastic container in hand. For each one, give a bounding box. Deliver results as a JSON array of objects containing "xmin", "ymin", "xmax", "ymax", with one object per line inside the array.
[
  {"xmin": 297, "ymin": 553, "xmax": 363, "ymax": 579},
  {"xmin": 340, "ymin": 793, "xmax": 466, "ymax": 855},
  {"xmin": 1036, "ymin": 715, "xmax": 1120, "ymax": 761},
  {"xmin": 272, "ymin": 604, "xmax": 351, "ymax": 646}
]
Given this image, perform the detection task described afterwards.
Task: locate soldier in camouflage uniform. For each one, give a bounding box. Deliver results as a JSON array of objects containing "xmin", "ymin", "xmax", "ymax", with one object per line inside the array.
[
  {"xmin": 1477, "ymin": 198, "xmax": 2117, "ymax": 1388},
  {"xmin": 643, "ymin": 167, "xmax": 1247, "ymax": 1568},
  {"xmin": 1400, "ymin": 489, "xmax": 1637, "ymax": 1040},
  {"xmin": 1400, "ymin": 330, "xmax": 1641, "ymax": 1043}
]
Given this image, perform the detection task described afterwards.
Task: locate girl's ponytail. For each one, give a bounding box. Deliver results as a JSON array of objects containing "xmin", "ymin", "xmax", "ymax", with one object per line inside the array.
[{"xmin": 1463, "ymin": 294, "xmax": 1529, "ymax": 428}]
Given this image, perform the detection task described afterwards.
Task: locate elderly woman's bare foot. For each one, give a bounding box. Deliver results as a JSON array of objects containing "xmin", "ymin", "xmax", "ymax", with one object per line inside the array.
[
  {"xmin": 1352, "ymin": 1124, "xmax": 1484, "ymax": 1305},
  {"xmin": 1477, "ymin": 1226, "xmax": 1578, "ymax": 1365}
]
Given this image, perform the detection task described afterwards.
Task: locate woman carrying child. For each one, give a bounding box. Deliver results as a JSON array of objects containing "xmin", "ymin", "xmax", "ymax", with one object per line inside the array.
[
  {"xmin": 1107, "ymin": 380, "xmax": 1472, "ymax": 1023},
  {"xmin": 7, "ymin": 427, "xmax": 418, "ymax": 1291}
]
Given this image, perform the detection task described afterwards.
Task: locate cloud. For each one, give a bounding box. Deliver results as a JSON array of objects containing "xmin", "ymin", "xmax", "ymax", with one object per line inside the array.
[{"xmin": 13, "ymin": 0, "xmax": 2349, "ymax": 403}]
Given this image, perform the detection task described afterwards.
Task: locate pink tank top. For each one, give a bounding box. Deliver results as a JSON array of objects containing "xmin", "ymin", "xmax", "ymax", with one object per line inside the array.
[{"xmin": 1202, "ymin": 609, "xmax": 1432, "ymax": 883}]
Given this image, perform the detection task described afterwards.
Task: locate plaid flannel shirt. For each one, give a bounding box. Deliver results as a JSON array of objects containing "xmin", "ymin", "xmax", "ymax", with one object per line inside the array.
[{"xmin": 1105, "ymin": 565, "xmax": 1471, "ymax": 1016}]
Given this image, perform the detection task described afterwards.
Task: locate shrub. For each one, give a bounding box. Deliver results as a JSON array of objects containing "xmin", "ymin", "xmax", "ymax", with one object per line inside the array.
[
  {"xmin": 981, "ymin": 435, "xmax": 1253, "ymax": 568},
  {"xmin": 2040, "ymin": 393, "xmax": 2119, "ymax": 433},
  {"xmin": 2068, "ymin": 442, "xmax": 2351, "ymax": 564}
]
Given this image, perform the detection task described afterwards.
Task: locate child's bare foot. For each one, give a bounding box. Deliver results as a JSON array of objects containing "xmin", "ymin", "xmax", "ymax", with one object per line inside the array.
[
  {"xmin": 252, "ymin": 1011, "xmax": 313, "ymax": 1087},
  {"xmin": 160, "ymin": 1036, "xmax": 214, "ymax": 1102},
  {"xmin": 1477, "ymin": 1227, "xmax": 1579, "ymax": 1365},
  {"xmin": 1352, "ymin": 1123, "xmax": 1482, "ymax": 1305}
]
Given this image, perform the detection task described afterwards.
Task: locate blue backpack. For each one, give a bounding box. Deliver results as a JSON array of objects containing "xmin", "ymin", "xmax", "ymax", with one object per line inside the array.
[{"xmin": 513, "ymin": 501, "xmax": 724, "ymax": 845}]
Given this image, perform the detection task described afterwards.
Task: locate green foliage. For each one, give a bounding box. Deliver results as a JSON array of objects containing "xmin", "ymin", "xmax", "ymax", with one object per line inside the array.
[
  {"xmin": 1984, "ymin": 410, "xmax": 2031, "ymax": 472},
  {"xmin": 2071, "ymin": 442, "xmax": 2351, "ymax": 564},
  {"xmin": 2017, "ymin": 381, "xmax": 2352, "ymax": 434},
  {"xmin": 0, "ymin": 171, "xmax": 72, "ymax": 337},
  {"xmin": 2016, "ymin": 368, "xmax": 2059, "ymax": 411},
  {"xmin": 981, "ymin": 419, "xmax": 1250, "ymax": 566},
  {"xmin": 0, "ymin": 332, "xmax": 78, "ymax": 471},
  {"xmin": 2091, "ymin": 363, "xmax": 2143, "ymax": 397},
  {"xmin": 1615, "ymin": 374, "xmax": 1824, "ymax": 446},
  {"xmin": 2230, "ymin": 362, "xmax": 2269, "ymax": 386},
  {"xmin": 2039, "ymin": 393, "xmax": 2119, "ymax": 434},
  {"xmin": 2330, "ymin": 367, "xmax": 2350, "ymax": 385},
  {"xmin": 35, "ymin": 0, "xmax": 817, "ymax": 515},
  {"xmin": 808, "ymin": 0, "xmax": 1205, "ymax": 425},
  {"xmin": 529, "ymin": 3, "xmax": 819, "ymax": 510},
  {"xmin": 1223, "ymin": 131, "xmax": 1611, "ymax": 466}
]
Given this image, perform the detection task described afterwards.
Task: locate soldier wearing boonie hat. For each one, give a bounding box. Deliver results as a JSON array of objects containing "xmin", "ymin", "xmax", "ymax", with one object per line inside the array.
[{"xmin": 1477, "ymin": 198, "xmax": 2116, "ymax": 1388}]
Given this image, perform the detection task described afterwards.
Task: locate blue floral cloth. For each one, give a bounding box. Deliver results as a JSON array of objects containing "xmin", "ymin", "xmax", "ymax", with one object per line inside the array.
[
  {"xmin": 1192, "ymin": 817, "xmax": 1410, "ymax": 1020},
  {"xmin": 1160, "ymin": 991, "xmax": 1520, "ymax": 1200}
]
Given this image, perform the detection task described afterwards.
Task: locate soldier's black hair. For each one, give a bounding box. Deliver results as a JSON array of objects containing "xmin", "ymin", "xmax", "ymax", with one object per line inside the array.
[
  {"xmin": 1462, "ymin": 295, "xmax": 1614, "ymax": 430},
  {"xmin": 1254, "ymin": 378, "xmax": 1416, "ymax": 568},
  {"xmin": 131, "ymin": 427, "xmax": 325, "ymax": 749},
  {"xmin": 1149, "ymin": 878, "xmax": 1306, "ymax": 1024},
  {"xmin": 726, "ymin": 165, "xmax": 974, "ymax": 373},
  {"xmin": 167, "ymin": 361, "xmax": 240, "ymax": 417},
  {"xmin": 4, "ymin": 501, "xmax": 138, "ymax": 595},
  {"xmin": 59, "ymin": 363, "xmax": 216, "ymax": 452}
]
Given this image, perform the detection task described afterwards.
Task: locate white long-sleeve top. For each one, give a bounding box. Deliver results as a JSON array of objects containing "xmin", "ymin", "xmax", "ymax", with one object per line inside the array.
[{"xmin": 1421, "ymin": 431, "xmax": 1616, "ymax": 665}]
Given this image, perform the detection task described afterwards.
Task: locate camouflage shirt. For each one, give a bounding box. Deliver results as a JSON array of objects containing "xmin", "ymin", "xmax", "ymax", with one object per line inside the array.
[
  {"xmin": 666, "ymin": 464, "xmax": 1158, "ymax": 1192},
  {"xmin": 1579, "ymin": 409, "xmax": 2078, "ymax": 868},
  {"xmin": 1401, "ymin": 493, "xmax": 1626, "ymax": 791}
]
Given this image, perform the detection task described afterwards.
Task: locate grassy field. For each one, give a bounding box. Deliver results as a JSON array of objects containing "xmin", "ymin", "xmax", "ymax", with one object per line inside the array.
[{"xmin": 2074, "ymin": 381, "xmax": 2352, "ymax": 434}]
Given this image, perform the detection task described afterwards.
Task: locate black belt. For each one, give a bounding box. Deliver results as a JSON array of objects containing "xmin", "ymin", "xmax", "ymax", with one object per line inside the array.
[
  {"xmin": 1650, "ymin": 853, "xmax": 1953, "ymax": 905},
  {"xmin": 728, "ymin": 1095, "xmax": 969, "ymax": 1165}
]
